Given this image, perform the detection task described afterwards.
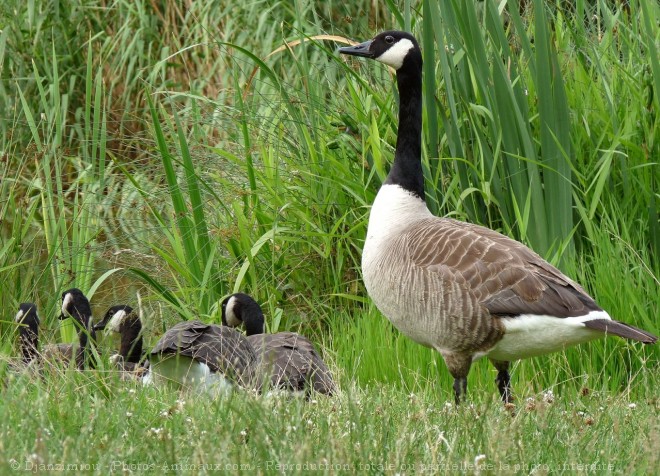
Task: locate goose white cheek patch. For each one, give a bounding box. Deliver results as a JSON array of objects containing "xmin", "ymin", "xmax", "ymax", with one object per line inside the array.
[
  {"xmin": 15, "ymin": 310, "xmax": 24, "ymax": 322},
  {"xmin": 107, "ymin": 310, "xmax": 127, "ymax": 334},
  {"xmin": 225, "ymin": 296, "xmax": 242, "ymax": 328},
  {"xmin": 376, "ymin": 38, "xmax": 415, "ymax": 70},
  {"xmin": 62, "ymin": 293, "xmax": 73, "ymax": 317}
]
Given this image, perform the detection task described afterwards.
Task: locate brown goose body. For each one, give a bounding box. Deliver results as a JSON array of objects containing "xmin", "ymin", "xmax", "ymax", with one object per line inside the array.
[
  {"xmin": 222, "ymin": 293, "xmax": 336, "ymax": 396},
  {"xmin": 247, "ymin": 332, "xmax": 335, "ymax": 395},
  {"xmin": 149, "ymin": 320, "xmax": 257, "ymax": 390},
  {"xmin": 41, "ymin": 343, "xmax": 77, "ymax": 365},
  {"xmin": 12, "ymin": 299, "xmax": 98, "ymax": 370},
  {"xmin": 340, "ymin": 31, "xmax": 657, "ymax": 403}
]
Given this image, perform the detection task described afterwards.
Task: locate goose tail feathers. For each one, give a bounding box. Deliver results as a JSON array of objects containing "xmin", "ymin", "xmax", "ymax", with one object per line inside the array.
[{"xmin": 583, "ymin": 319, "xmax": 657, "ymax": 344}]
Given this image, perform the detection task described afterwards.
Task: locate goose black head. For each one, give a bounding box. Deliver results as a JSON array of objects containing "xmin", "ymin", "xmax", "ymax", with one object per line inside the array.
[
  {"xmin": 221, "ymin": 293, "xmax": 265, "ymax": 336},
  {"xmin": 94, "ymin": 305, "xmax": 137, "ymax": 334},
  {"xmin": 95, "ymin": 304, "xmax": 143, "ymax": 364},
  {"xmin": 60, "ymin": 288, "xmax": 92, "ymax": 324},
  {"xmin": 338, "ymin": 30, "xmax": 421, "ymax": 71},
  {"xmin": 15, "ymin": 302, "xmax": 40, "ymax": 332}
]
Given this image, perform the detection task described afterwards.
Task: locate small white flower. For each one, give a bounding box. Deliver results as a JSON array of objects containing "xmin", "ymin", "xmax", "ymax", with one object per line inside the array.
[
  {"xmin": 240, "ymin": 430, "xmax": 247, "ymax": 437},
  {"xmin": 542, "ymin": 389, "xmax": 555, "ymax": 403},
  {"xmin": 126, "ymin": 412, "xmax": 133, "ymax": 417},
  {"xmin": 475, "ymin": 454, "xmax": 487, "ymax": 465},
  {"xmin": 577, "ymin": 411, "xmax": 585, "ymax": 416},
  {"xmin": 628, "ymin": 403, "xmax": 637, "ymax": 409}
]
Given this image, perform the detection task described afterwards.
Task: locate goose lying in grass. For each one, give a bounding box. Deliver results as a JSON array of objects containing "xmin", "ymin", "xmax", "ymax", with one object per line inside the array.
[
  {"xmin": 147, "ymin": 320, "xmax": 257, "ymax": 394},
  {"xmin": 10, "ymin": 300, "xmax": 94, "ymax": 373},
  {"xmin": 221, "ymin": 293, "xmax": 335, "ymax": 396},
  {"xmin": 93, "ymin": 304, "xmax": 148, "ymax": 379}
]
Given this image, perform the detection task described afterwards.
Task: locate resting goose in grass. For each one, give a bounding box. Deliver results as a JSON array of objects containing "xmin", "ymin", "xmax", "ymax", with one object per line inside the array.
[
  {"xmin": 338, "ymin": 31, "xmax": 657, "ymax": 404},
  {"xmin": 148, "ymin": 320, "xmax": 257, "ymax": 393},
  {"xmin": 55, "ymin": 288, "xmax": 98, "ymax": 369},
  {"xmin": 221, "ymin": 293, "xmax": 335, "ymax": 396},
  {"xmin": 94, "ymin": 304, "xmax": 148, "ymax": 378}
]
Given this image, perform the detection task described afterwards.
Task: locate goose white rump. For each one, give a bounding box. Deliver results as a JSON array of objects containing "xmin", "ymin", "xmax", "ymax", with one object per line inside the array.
[{"xmin": 485, "ymin": 311, "xmax": 609, "ymax": 362}]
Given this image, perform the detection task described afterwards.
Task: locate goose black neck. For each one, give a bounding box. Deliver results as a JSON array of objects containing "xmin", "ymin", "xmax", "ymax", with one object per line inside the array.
[
  {"xmin": 384, "ymin": 60, "xmax": 424, "ymax": 200},
  {"xmin": 74, "ymin": 317, "xmax": 97, "ymax": 369},
  {"xmin": 119, "ymin": 318, "xmax": 143, "ymax": 363},
  {"xmin": 19, "ymin": 327, "xmax": 39, "ymax": 363},
  {"xmin": 242, "ymin": 301, "xmax": 266, "ymax": 337}
]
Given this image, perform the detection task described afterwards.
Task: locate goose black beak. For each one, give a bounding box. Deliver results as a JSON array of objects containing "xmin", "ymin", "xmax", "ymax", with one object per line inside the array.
[
  {"xmin": 58, "ymin": 314, "xmax": 67, "ymax": 320},
  {"xmin": 338, "ymin": 40, "xmax": 374, "ymax": 58},
  {"xmin": 93, "ymin": 321, "xmax": 107, "ymax": 331}
]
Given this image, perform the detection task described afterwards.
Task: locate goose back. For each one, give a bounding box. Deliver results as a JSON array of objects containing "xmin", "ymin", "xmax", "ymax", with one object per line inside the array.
[
  {"xmin": 247, "ymin": 332, "xmax": 335, "ymax": 395},
  {"xmin": 150, "ymin": 320, "xmax": 257, "ymax": 388}
]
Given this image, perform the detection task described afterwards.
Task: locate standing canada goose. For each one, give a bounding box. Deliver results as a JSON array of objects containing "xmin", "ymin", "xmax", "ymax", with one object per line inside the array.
[
  {"xmin": 94, "ymin": 305, "xmax": 146, "ymax": 375},
  {"xmin": 148, "ymin": 320, "xmax": 257, "ymax": 393},
  {"xmin": 15, "ymin": 303, "xmax": 40, "ymax": 364},
  {"xmin": 221, "ymin": 293, "xmax": 335, "ymax": 396},
  {"xmin": 57, "ymin": 288, "xmax": 98, "ymax": 369},
  {"xmin": 338, "ymin": 31, "xmax": 657, "ymax": 403}
]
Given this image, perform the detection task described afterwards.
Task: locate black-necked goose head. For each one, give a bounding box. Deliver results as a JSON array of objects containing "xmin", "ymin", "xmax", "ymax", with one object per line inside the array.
[
  {"xmin": 338, "ymin": 30, "xmax": 422, "ymax": 72},
  {"xmin": 60, "ymin": 288, "xmax": 97, "ymax": 369},
  {"xmin": 15, "ymin": 303, "xmax": 40, "ymax": 363},
  {"xmin": 94, "ymin": 304, "xmax": 143, "ymax": 366},
  {"xmin": 340, "ymin": 31, "xmax": 425, "ymax": 200},
  {"xmin": 221, "ymin": 293, "xmax": 265, "ymax": 336},
  {"xmin": 221, "ymin": 292, "xmax": 336, "ymax": 396}
]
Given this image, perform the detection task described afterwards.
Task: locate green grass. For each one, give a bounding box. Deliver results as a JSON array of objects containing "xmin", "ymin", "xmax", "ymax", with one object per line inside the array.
[
  {"xmin": 0, "ymin": 364, "xmax": 657, "ymax": 475},
  {"xmin": 0, "ymin": 0, "xmax": 658, "ymax": 472}
]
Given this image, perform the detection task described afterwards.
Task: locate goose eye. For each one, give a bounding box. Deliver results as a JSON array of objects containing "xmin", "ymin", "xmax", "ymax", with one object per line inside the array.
[{"xmin": 385, "ymin": 36, "xmax": 394, "ymax": 44}]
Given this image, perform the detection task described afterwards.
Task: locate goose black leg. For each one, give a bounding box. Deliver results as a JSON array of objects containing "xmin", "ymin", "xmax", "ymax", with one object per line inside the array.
[
  {"xmin": 453, "ymin": 377, "xmax": 468, "ymax": 404},
  {"xmin": 491, "ymin": 360, "xmax": 512, "ymax": 403},
  {"xmin": 443, "ymin": 352, "xmax": 472, "ymax": 405}
]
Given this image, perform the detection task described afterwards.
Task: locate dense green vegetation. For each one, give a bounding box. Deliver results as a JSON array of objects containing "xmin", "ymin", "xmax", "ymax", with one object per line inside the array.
[{"xmin": 1, "ymin": 0, "xmax": 657, "ymax": 473}]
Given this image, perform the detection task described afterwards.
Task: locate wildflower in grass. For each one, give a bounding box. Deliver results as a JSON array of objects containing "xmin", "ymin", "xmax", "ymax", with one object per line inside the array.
[
  {"xmin": 542, "ymin": 390, "xmax": 555, "ymax": 403},
  {"xmin": 628, "ymin": 403, "xmax": 637, "ymax": 409}
]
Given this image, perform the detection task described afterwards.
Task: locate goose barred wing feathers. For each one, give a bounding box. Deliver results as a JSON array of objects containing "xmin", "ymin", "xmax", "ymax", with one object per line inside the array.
[
  {"xmin": 150, "ymin": 320, "xmax": 257, "ymax": 385},
  {"xmin": 406, "ymin": 218, "xmax": 601, "ymax": 319},
  {"xmin": 247, "ymin": 332, "xmax": 335, "ymax": 395}
]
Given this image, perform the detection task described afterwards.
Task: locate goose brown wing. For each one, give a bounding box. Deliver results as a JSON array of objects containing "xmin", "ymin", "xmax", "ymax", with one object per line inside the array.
[
  {"xmin": 247, "ymin": 332, "xmax": 335, "ymax": 395},
  {"xmin": 150, "ymin": 320, "xmax": 256, "ymax": 384},
  {"xmin": 407, "ymin": 218, "xmax": 601, "ymax": 318}
]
